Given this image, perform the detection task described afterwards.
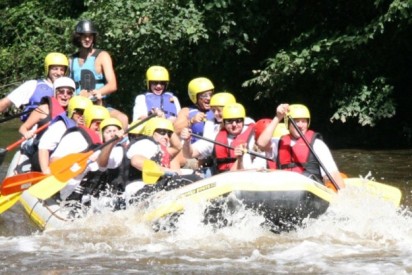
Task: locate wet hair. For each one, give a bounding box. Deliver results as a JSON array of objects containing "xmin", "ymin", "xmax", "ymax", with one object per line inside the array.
[{"xmin": 71, "ymin": 32, "xmax": 98, "ymax": 48}]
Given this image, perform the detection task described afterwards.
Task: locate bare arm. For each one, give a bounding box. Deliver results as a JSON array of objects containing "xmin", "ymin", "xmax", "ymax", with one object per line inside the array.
[
  {"xmin": 18, "ymin": 105, "xmax": 48, "ymax": 139},
  {"xmin": 95, "ymin": 51, "xmax": 117, "ymax": 96},
  {"xmin": 0, "ymin": 97, "xmax": 12, "ymax": 113},
  {"xmin": 256, "ymin": 103, "xmax": 289, "ymax": 151},
  {"xmin": 173, "ymin": 107, "xmax": 190, "ymax": 135}
]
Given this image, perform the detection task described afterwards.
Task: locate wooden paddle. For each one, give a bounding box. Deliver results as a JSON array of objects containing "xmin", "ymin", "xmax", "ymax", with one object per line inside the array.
[
  {"xmin": 0, "ymin": 122, "xmax": 50, "ymax": 166},
  {"xmin": 28, "ymin": 114, "xmax": 157, "ymax": 200},
  {"xmin": 190, "ymin": 133, "xmax": 274, "ymax": 161},
  {"xmin": 1, "ymin": 172, "xmax": 46, "ymax": 195},
  {"xmin": 0, "ymin": 193, "xmax": 21, "ymax": 214}
]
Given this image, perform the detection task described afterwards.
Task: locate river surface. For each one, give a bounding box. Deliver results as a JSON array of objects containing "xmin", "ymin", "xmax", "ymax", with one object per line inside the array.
[{"xmin": 0, "ymin": 120, "xmax": 412, "ymax": 274}]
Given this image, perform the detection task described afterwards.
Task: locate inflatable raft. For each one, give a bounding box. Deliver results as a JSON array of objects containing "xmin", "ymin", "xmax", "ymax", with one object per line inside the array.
[{"xmin": 18, "ymin": 169, "xmax": 335, "ymax": 231}]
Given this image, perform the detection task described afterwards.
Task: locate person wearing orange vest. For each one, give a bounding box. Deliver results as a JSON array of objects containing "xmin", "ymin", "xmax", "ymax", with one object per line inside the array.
[
  {"xmin": 181, "ymin": 103, "xmax": 256, "ymax": 174},
  {"xmin": 256, "ymin": 103, "xmax": 345, "ymax": 189}
]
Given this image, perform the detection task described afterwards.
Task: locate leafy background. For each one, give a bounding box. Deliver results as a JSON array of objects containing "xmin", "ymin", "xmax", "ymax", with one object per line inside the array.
[{"xmin": 1, "ymin": 0, "xmax": 411, "ymax": 148}]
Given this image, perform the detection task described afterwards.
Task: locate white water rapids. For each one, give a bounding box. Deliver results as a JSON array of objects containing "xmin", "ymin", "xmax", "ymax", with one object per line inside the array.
[{"xmin": 0, "ymin": 183, "xmax": 412, "ymax": 274}]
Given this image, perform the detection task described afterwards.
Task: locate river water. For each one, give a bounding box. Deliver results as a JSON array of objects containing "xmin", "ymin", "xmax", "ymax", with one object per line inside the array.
[{"xmin": 0, "ymin": 120, "xmax": 412, "ymax": 274}]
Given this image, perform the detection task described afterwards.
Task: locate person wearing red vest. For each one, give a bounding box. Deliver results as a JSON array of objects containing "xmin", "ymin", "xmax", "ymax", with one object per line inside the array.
[
  {"xmin": 256, "ymin": 103, "xmax": 345, "ymax": 189},
  {"xmin": 181, "ymin": 102, "xmax": 256, "ymax": 174}
]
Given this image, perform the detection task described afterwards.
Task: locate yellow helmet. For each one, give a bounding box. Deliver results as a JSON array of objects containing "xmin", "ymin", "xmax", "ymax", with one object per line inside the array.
[
  {"xmin": 273, "ymin": 123, "xmax": 290, "ymax": 138},
  {"xmin": 83, "ymin": 105, "xmax": 110, "ymax": 128},
  {"xmin": 128, "ymin": 119, "xmax": 146, "ymax": 135},
  {"xmin": 222, "ymin": 103, "xmax": 246, "ymax": 119},
  {"xmin": 146, "ymin": 66, "xmax": 170, "ymax": 89},
  {"xmin": 44, "ymin": 52, "xmax": 69, "ymax": 76},
  {"xmin": 67, "ymin": 96, "xmax": 93, "ymax": 118},
  {"xmin": 142, "ymin": 117, "xmax": 174, "ymax": 136},
  {"xmin": 100, "ymin": 118, "xmax": 123, "ymax": 133},
  {"xmin": 188, "ymin": 77, "xmax": 214, "ymax": 103},
  {"xmin": 210, "ymin": 92, "xmax": 236, "ymax": 107},
  {"xmin": 286, "ymin": 104, "xmax": 311, "ymax": 127}
]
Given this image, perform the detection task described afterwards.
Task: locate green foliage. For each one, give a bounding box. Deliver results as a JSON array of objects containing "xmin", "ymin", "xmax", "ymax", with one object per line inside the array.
[
  {"xmin": 0, "ymin": 0, "xmax": 411, "ymax": 147},
  {"xmin": 243, "ymin": 0, "xmax": 412, "ymax": 126}
]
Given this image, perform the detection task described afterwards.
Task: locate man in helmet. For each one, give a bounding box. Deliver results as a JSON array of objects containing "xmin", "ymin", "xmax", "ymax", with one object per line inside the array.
[
  {"xmin": 50, "ymin": 104, "xmax": 112, "ymax": 201},
  {"xmin": 174, "ymin": 77, "xmax": 215, "ymax": 142},
  {"xmin": 132, "ymin": 66, "xmax": 181, "ymax": 122},
  {"xmin": 37, "ymin": 96, "xmax": 93, "ymax": 174},
  {"xmin": 70, "ymin": 19, "xmax": 128, "ymax": 130},
  {"xmin": 256, "ymin": 103, "xmax": 345, "ymax": 189},
  {"xmin": 125, "ymin": 117, "xmax": 186, "ymax": 196},
  {"xmin": 0, "ymin": 52, "xmax": 68, "ymax": 117},
  {"xmin": 180, "ymin": 103, "xmax": 257, "ymax": 174}
]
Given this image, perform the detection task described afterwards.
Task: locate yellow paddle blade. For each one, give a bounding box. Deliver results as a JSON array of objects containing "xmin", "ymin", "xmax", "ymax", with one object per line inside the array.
[
  {"xmin": 142, "ymin": 160, "xmax": 164, "ymax": 184},
  {"xmin": 344, "ymin": 178, "xmax": 402, "ymax": 207},
  {"xmin": 0, "ymin": 193, "xmax": 21, "ymax": 214},
  {"xmin": 27, "ymin": 175, "xmax": 68, "ymax": 200}
]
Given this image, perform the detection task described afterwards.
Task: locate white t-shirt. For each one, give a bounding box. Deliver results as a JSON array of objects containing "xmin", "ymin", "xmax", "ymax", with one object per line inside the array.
[
  {"xmin": 51, "ymin": 131, "xmax": 90, "ymax": 159},
  {"xmin": 127, "ymin": 139, "xmax": 159, "ymax": 160},
  {"xmin": 132, "ymin": 93, "xmax": 181, "ymax": 121},
  {"xmin": 268, "ymin": 136, "xmax": 339, "ymax": 176},
  {"xmin": 100, "ymin": 145, "xmax": 124, "ymax": 171},
  {"xmin": 192, "ymin": 126, "xmax": 256, "ymax": 169},
  {"xmin": 50, "ymin": 130, "xmax": 101, "ymax": 200},
  {"xmin": 38, "ymin": 120, "xmax": 67, "ymax": 151},
  {"xmin": 7, "ymin": 79, "xmax": 52, "ymax": 107}
]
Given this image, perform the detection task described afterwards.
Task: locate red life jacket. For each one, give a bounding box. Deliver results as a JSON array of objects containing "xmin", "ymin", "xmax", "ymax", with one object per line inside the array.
[
  {"xmin": 214, "ymin": 124, "xmax": 255, "ymax": 173},
  {"xmin": 277, "ymin": 130, "xmax": 322, "ymax": 180}
]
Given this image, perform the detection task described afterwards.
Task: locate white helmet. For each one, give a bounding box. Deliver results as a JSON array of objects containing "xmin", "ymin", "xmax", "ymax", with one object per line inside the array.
[{"xmin": 53, "ymin": 77, "xmax": 76, "ymax": 95}]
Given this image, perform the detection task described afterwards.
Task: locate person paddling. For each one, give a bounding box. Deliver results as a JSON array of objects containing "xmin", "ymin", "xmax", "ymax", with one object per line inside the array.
[
  {"xmin": 256, "ymin": 103, "xmax": 345, "ymax": 190},
  {"xmin": 180, "ymin": 103, "xmax": 256, "ymax": 174},
  {"xmin": 37, "ymin": 96, "xmax": 93, "ymax": 174},
  {"xmin": 15, "ymin": 77, "xmax": 75, "ymax": 173}
]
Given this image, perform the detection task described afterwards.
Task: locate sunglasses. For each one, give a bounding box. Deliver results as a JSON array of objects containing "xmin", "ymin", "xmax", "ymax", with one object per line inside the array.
[
  {"xmin": 224, "ymin": 118, "xmax": 244, "ymax": 124},
  {"xmin": 155, "ymin": 129, "xmax": 173, "ymax": 138},
  {"xmin": 150, "ymin": 81, "xmax": 167, "ymax": 86},
  {"xmin": 198, "ymin": 92, "xmax": 213, "ymax": 99},
  {"xmin": 73, "ymin": 108, "xmax": 84, "ymax": 115},
  {"xmin": 56, "ymin": 88, "xmax": 74, "ymax": 96}
]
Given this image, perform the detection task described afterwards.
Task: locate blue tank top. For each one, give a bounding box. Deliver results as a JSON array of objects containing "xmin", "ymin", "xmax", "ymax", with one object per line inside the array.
[{"xmin": 71, "ymin": 50, "xmax": 105, "ymax": 95}]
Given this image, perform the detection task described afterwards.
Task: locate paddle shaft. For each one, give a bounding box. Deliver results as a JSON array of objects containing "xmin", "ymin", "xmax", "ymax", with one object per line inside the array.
[
  {"xmin": 191, "ymin": 133, "xmax": 274, "ymax": 162},
  {"xmin": 51, "ymin": 113, "xmax": 157, "ymax": 180},
  {"xmin": 0, "ymin": 109, "xmax": 32, "ymax": 124},
  {"xmin": 287, "ymin": 115, "xmax": 340, "ymax": 190},
  {"xmin": 6, "ymin": 123, "xmax": 50, "ymax": 152},
  {"xmin": 0, "ymin": 122, "xmax": 50, "ymax": 166}
]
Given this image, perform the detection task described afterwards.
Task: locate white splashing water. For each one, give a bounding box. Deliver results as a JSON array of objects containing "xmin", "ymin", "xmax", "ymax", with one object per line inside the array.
[{"xmin": 1, "ymin": 183, "xmax": 412, "ymax": 273}]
